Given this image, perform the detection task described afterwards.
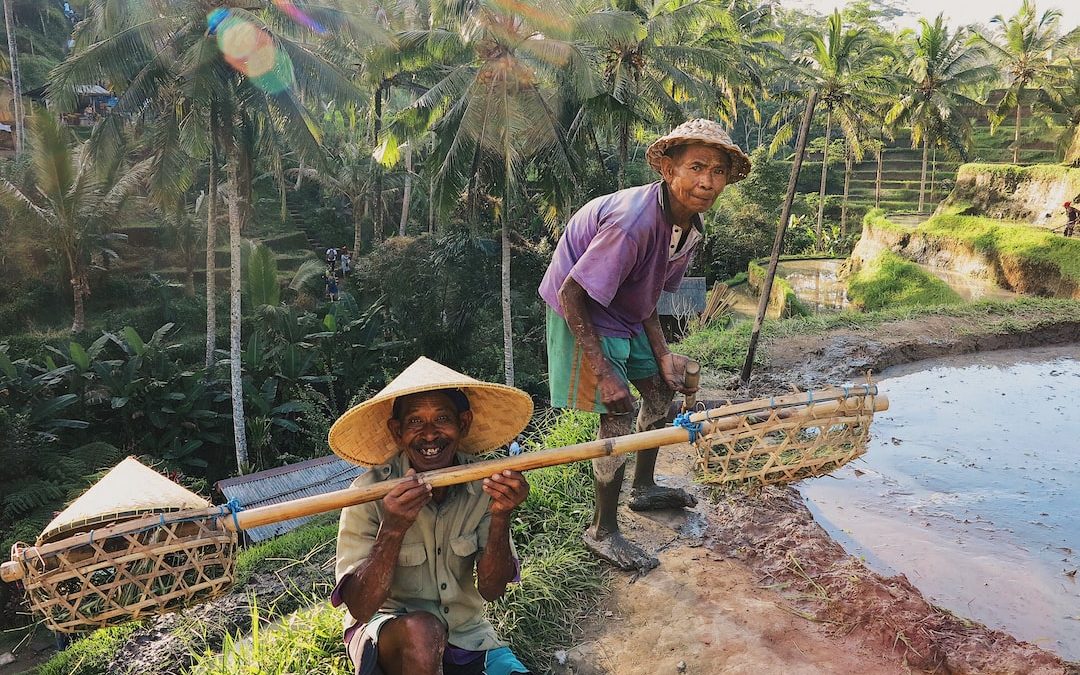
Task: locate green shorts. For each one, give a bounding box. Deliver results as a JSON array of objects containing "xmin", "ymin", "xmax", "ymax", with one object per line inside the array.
[{"xmin": 546, "ymin": 307, "xmax": 658, "ymax": 413}]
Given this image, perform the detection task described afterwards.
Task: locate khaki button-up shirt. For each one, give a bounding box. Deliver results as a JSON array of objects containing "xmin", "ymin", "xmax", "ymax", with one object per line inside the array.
[{"xmin": 334, "ymin": 452, "xmax": 516, "ymax": 651}]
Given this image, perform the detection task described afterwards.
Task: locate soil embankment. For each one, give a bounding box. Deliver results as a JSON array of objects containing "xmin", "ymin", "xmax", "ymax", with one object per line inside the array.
[
  {"xmin": 560, "ymin": 310, "xmax": 1080, "ymax": 674},
  {"xmin": 941, "ymin": 164, "xmax": 1080, "ymax": 226},
  {"xmin": 851, "ymin": 216, "xmax": 1080, "ymax": 299}
]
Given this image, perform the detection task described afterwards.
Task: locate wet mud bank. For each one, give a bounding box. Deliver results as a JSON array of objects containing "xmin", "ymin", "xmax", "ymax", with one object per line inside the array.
[{"xmin": 708, "ymin": 487, "xmax": 1073, "ymax": 674}]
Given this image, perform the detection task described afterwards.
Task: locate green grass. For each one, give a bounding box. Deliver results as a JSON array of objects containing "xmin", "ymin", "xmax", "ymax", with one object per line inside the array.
[
  {"xmin": 188, "ymin": 602, "xmax": 353, "ymax": 675},
  {"xmin": 234, "ymin": 515, "xmax": 339, "ymax": 586},
  {"xmin": 678, "ymin": 297, "xmax": 1080, "ymax": 373},
  {"xmin": 846, "ymin": 251, "xmax": 963, "ymax": 311},
  {"xmin": 36, "ymin": 623, "xmax": 143, "ymax": 675}
]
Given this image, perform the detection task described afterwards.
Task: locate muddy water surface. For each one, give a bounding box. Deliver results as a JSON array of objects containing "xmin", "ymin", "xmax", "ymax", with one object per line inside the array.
[{"xmin": 799, "ymin": 344, "xmax": 1080, "ymax": 660}]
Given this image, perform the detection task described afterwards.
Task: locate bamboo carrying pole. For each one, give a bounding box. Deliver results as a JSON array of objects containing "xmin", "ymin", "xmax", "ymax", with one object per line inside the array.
[{"xmin": 2, "ymin": 388, "xmax": 888, "ymax": 584}]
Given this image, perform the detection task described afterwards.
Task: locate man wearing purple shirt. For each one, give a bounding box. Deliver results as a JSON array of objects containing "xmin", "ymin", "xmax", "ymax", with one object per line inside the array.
[{"xmin": 539, "ymin": 119, "xmax": 751, "ymax": 571}]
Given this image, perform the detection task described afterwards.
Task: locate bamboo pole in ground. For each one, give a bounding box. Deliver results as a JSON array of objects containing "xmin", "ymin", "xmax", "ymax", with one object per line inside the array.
[{"xmin": 741, "ymin": 90, "xmax": 819, "ymax": 384}]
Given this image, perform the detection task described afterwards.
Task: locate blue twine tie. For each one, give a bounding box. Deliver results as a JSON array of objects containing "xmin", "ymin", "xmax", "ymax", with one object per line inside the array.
[
  {"xmin": 225, "ymin": 494, "xmax": 247, "ymax": 531},
  {"xmin": 673, "ymin": 412, "xmax": 703, "ymax": 443}
]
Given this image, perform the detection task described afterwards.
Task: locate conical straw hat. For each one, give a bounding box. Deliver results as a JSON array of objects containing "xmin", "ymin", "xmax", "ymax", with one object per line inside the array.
[
  {"xmin": 329, "ymin": 356, "xmax": 533, "ymax": 466},
  {"xmin": 37, "ymin": 457, "xmax": 210, "ymax": 545},
  {"xmin": 646, "ymin": 118, "xmax": 752, "ymax": 183}
]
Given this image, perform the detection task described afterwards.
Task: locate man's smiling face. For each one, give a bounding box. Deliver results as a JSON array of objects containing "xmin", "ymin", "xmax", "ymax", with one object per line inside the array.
[{"xmin": 387, "ymin": 391, "xmax": 473, "ymax": 472}]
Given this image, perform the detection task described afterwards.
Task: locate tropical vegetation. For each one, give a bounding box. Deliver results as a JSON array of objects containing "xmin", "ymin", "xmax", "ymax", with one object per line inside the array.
[{"xmin": 3, "ymin": 0, "xmax": 1080, "ymax": 670}]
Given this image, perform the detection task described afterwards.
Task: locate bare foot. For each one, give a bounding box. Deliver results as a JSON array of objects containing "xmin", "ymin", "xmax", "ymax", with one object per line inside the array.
[
  {"xmin": 582, "ymin": 528, "xmax": 659, "ymax": 572},
  {"xmin": 628, "ymin": 486, "xmax": 697, "ymax": 512}
]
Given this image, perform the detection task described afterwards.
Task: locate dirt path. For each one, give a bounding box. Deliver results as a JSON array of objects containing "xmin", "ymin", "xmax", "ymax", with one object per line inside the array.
[
  {"xmin": 556, "ymin": 446, "xmax": 911, "ymax": 675},
  {"xmin": 558, "ymin": 313, "xmax": 1080, "ymax": 675}
]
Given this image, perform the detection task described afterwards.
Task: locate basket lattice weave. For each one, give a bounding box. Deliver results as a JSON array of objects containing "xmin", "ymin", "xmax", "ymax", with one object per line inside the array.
[
  {"xmin": 17, "ymin": 507, "xmax": 237, "ymax": 633},
  {"xmin": 694, "ymin": 390, "xmax": 876, "ymax": 486}
]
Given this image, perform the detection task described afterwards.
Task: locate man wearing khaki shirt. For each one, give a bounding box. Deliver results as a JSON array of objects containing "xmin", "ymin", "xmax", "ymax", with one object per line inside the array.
[{"xmin": 329, "ymin": 357, "xmax": 534, "ymax": 675}]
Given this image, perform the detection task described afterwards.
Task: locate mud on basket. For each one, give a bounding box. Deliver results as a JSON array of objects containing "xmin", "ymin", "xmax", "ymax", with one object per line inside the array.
[
  {"xmin": 692, "ymin": 384, "xmax": 880, "ymax": 487},
  {"xmin": 12, "ymin": 457, "xmax": 237, "ymax": 633}
]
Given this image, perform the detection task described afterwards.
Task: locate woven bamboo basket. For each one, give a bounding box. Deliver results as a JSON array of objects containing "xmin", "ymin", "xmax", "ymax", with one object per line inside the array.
[
  {"xmin": 693, "ymin": 385, "xmax": 878, "ymax": 486},
  {"xmin": 17, "ymin": 508, "xmax": 237, "ymax": 633},
  {"xmin": 11, "ymin": 457, "xmax": 237, "ymax": 633}
]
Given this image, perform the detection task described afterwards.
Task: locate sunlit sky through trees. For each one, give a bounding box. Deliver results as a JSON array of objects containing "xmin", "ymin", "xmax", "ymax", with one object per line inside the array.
[{"xmin": 791, "ymin": 0, "xmax": 1080, "ymax": 29}]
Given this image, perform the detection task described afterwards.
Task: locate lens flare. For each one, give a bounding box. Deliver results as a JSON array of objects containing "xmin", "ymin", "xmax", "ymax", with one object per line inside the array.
[
  {"xmin": 214, "ymin": 12, "xmax": 296, "ymax": 94},
  {"xmin": 207, "ymin": 7, "xmax": 230, "ymax": 35},
  {"xmin": 272, "ymin": 0, "xmax": 326, "ymax": 34}
]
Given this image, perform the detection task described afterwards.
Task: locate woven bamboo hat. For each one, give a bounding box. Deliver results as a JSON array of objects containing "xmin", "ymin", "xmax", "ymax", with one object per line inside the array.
[
  {"xmin": 646, "ymin": 119, "xmax": 752, "ymax": 183},
  {"xmin": 38, "ymin": 457, "xmax": 210, "ymax": 545},
  {"xmin": 328, "ymin": 356, "xmax": 534, "ymax": 466}
]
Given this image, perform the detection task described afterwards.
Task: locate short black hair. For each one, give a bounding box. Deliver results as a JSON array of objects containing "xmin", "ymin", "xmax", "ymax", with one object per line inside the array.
[{"xmin": 391, "ymin": 388, "xmax": 471, "ymax": 421}]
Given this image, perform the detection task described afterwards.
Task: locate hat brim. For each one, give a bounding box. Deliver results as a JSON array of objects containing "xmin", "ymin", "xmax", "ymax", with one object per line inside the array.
[
  {"xmin": 328, "ymin": 358, "xmax": 534, "ymax": 466},
  {"xmin": 646, "ymin": 136, "xmax": 752, "ymax": 184}
]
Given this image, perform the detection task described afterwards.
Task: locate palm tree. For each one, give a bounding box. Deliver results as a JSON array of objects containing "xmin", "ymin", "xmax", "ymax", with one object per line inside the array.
[
  {"xmin": 52, "ymin": 0, "xmax": 379, "ymax": 473},
  {"xmin": 0, "ymin": 110, "xmax": 151, "ymax": 332},
  {"xmin": 887, "ymin": 15, "xmax": 995, "ymax": 211},
  {"xmin": 2, "ymin": 0, "xmax": 23, "ymax": 153},
  {"xmin": 796, "ymin": 10, "xmax": 890, "ymax": 248},
  {"xmin": 974, "ymin": 0, "xmax": 1080, "ymax": 164},
  {"xmin": 1039, "ymin": 64, "xmax": 1080, "ymax": 165},
  {"xmin": 402, "ymin": 0, "xmax": 615, "ymax": 385},
  {"xmin": 588, "ymin": 0, "xmax": 727, "ymax": 188},
  {"xmin": 291, "ymin": 131, "xmax": 374, "ymax": 255}
]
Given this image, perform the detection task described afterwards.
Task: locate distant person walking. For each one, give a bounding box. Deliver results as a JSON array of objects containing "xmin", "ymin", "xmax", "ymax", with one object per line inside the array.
[
  {"xmin": 325, "ymin": 246, "xmax": 339, "ymax": 272},
  {"xmin": 325, "ymin": 273, "xmax": 340, "ymax": 302},
  {"xmin": 340, "ymin": 246, "xmax": 352, "ymax": 276},
  {"xmin": 1065, "ymin": 202, "xmax": 1079, "ymax": 237}
]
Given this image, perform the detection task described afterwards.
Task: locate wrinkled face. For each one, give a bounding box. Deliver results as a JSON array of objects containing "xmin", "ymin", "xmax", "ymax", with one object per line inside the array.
[
  {"xmin": 659, "ymin": 144, "xmax": 731, "ymax": 215},
  {"xmin": 388, "ymin": 392, "xmax": 473, "ymax": 472}
]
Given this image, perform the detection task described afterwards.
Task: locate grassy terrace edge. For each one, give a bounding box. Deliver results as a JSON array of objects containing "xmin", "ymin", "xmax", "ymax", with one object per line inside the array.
[{"xmin": 863, "ymin": 207, "xmax": 1080, "ymax": 288}]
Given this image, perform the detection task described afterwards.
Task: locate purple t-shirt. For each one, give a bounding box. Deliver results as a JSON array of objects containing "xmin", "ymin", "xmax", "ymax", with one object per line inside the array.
[{"xmin": 538, "ymin": 181, "xmax": 701, "ymax": 338}]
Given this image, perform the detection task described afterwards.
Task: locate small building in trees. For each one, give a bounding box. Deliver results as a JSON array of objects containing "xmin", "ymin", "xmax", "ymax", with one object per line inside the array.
[
  {"xmin": 658, "ymin": 276, "xmax": 707, "ymax": 341},
  {"xmin": 26, "ymin": 83, "xmax": 114, "ymax": 126}
]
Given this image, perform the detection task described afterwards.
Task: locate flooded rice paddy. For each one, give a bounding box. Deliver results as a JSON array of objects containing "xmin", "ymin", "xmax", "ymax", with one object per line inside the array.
[
  {"xmin": 730, "ymin": 258, "xmax": 1017, "ymax": 318},
  {"xmin": 798, "ymin": 344, "xmax": 1080, "ymax": 660}
]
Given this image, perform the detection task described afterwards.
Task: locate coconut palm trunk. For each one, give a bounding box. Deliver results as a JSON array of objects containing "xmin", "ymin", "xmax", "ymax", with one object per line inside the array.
[
  {"xmin": 205, "ymin": 150, "xmax": 218, "ymax": 368},
  {"xmin": 3, "ymin": 0, "xmax": 23, "ymax": 154},
  {"xmin": 352, "ymin": 196, "xmax": 364, "ymax": 256},
  {"xmin": 372, "ymin": 82, "xmax": 384, "ymax": 242},
  {"xmin": 501, "ymin": 188, "xmax": 514, "ymax": 386},
  {"xmin": 815, "ymin": 108, "xmax": 833, "ymax": 251},
  {"xmin": 930, "ymin": 147, "xmax": 937, "ymax": 205},
  {"xmin": 617, "ymin": 119, "xmax": 629, "ymax": 190},
  {"xmin": 918, "ymin": 135, "xmax": 929, "ymax": 213},
  {"xmin": 66, "ymin": 249, "xmax": 87, "ymax": 333},
  {"xmin": 875, "ymin": 144, "xmax": 883, "ymax": 208},
  {"xmin": 1013, "ymin": 93, "xmax": 1023, "ymax": 164},
  {"xmin": 226, "ymin": 157, "xmax": 249, "ymax": 473},
  {"xmin": 399, "ymin": 142, "xmax": 412, "ymax": 237},
  {"xmin": 841, "ymin": 147, "xmax": 852, "ymax": 235}
]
